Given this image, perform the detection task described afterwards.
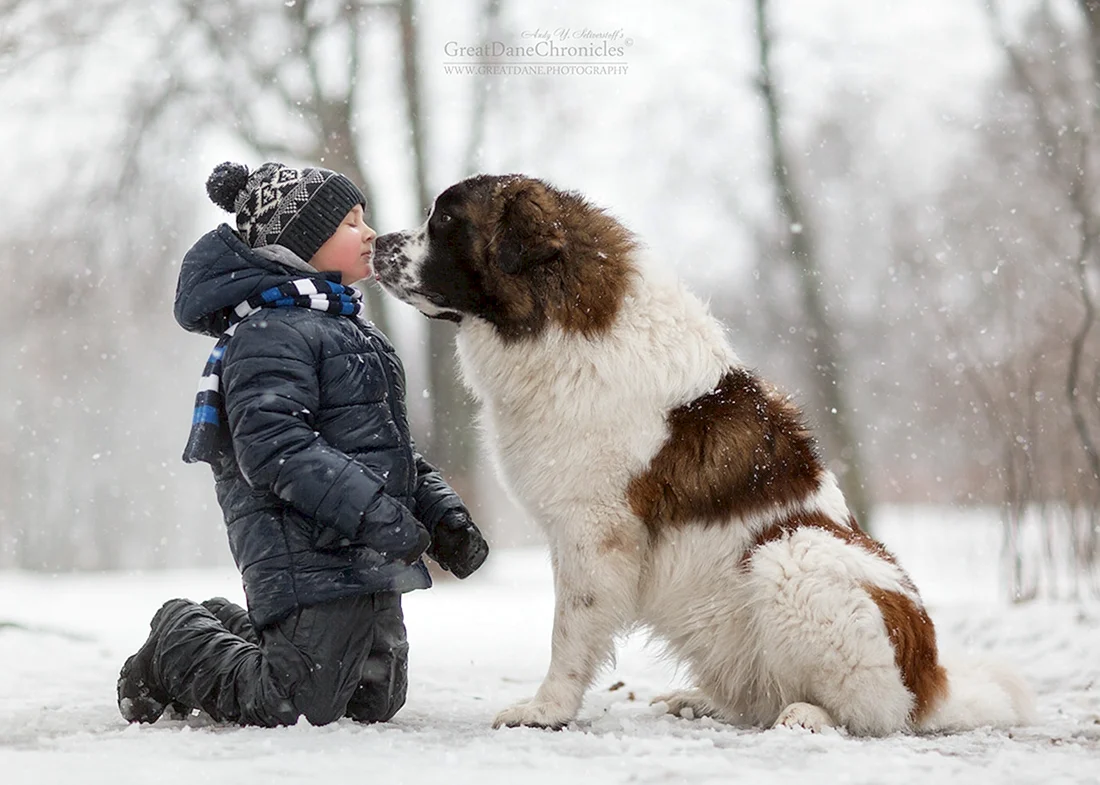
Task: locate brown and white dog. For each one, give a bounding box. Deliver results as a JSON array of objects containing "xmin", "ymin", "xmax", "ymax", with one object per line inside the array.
[{"xmin": 374, "ymin": 174, "xmax": 1033, "ymax": 735}]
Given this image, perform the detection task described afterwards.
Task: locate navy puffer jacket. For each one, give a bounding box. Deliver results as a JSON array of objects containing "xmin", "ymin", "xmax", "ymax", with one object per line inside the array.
[{"xmin": 175, "ymin": 225, "xmax": 465, "ymax": 628}]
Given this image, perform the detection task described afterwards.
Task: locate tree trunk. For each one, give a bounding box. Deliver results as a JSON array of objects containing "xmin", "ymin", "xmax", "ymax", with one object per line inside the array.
[
  {"xmin": 462, "ymin": 0, "xmax": 503, "ymax": 175},
  {"xmin": 298, "ymin": 1, "xmax": 391, "ymax": 336},
  {"xmin": 397, "ymin": 0, "xmax": 481, "ymax": 520},
  {"xmin": 311, "ymin": 102, "xmax": 391, "ymax": 333},
  {"xmin": 1079, "ymin": 1, "xmax": 1100, "ymax": 74},
  {"xmin": 753, "ymin": 0, "xmax": 872, "ymax": 530},
  {"xmin": 1071, "ymin": 1, "xmax": 1100, "ymax": 496}
]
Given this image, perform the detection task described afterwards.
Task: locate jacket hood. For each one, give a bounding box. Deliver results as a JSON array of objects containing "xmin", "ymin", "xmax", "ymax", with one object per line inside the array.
[{"xmin": 174, "ymin": 224, "xmax": 343, "ymax": 337}]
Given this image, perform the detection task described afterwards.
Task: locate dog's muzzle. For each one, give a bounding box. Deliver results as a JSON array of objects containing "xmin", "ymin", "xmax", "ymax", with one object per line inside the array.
[
  {"xmin": 372, "ymin": 230, "xmax": 460, "ymax": 322},
  {"xmin": 372, "ymin": 232, "xmax": 405, "ymax": 280}
]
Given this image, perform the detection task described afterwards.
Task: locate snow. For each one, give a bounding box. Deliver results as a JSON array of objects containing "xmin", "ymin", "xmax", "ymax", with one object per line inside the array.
[{"xmin": 2, "ymin": 510, "xmax": 1099, "ymax": 785}]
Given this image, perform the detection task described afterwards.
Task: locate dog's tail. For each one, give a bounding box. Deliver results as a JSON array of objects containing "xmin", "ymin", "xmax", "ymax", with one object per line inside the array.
[{"xmin": 915, "ymin": 655, "xmax": 1035, "ymax": 732}]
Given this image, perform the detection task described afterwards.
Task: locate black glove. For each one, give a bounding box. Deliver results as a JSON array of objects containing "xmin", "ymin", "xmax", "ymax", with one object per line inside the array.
[{"xmin": 428, "ymin": 509, "xmax": 488, "ymax": 579}]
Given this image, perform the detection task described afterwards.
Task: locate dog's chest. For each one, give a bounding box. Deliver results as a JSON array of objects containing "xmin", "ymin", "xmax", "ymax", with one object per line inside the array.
[
  {"xmin": 489, "ymin": 376, "xmax": 666, "ymax": 513},
  {"xmin": 457, "ymin": 325, "xmax": 669, "ymax": 513}
]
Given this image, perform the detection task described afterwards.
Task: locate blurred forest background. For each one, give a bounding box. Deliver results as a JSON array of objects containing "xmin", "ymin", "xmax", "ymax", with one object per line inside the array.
[{"xmin": 1, "ymin": 0, "xmax": 1098, "ymax": 600}]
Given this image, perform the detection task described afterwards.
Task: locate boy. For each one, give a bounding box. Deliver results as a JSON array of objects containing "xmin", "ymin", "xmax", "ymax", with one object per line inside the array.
[{"xmin": 117, "ymin": 161, "xmax": 488, "ymax": 727}]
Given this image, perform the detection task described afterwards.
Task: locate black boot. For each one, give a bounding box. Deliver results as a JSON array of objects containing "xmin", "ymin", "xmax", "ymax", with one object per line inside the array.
[{"xmin": 117, "ymin": 599, "xmax": 192, "ymax": 723}]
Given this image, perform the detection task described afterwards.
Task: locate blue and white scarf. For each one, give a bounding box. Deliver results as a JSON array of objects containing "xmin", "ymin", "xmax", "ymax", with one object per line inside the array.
[{"xmin": 182, "ymin": 278, "xmax": 363, "ymax": 465}]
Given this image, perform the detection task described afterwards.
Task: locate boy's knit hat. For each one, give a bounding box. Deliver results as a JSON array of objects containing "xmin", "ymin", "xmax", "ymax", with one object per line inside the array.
[{"xmin": 206, "ymin": 161, "xmax": 366, "ymax": 264}]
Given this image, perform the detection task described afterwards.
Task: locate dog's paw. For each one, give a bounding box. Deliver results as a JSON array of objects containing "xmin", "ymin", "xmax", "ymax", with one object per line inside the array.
[
  {"xmin": 651, "ymin": 688, "xmax": 715, "ymax": 720},
  {"xmin": 773, "ymin": 702, "xmax": 835, "ymax": 733},
  {"xmin": 492, "ymin": 698, "xmax": 574, "ymax": 730}
]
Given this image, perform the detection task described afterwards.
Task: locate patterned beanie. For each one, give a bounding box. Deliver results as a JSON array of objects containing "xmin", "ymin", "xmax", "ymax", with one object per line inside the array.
[{"xmin": 205, "ymin": 161, "xmax": 366, "ymax": 263}]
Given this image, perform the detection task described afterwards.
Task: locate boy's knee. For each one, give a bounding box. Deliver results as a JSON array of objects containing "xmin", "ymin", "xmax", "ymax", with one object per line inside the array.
[
  {"xmin": 345, "ymin": 674, "xmax": 407, "ymax": 723},
  {"xmin": 257, "ymin": 697, "xmax": 302, "ymax": 727},
  {"xmin": 299, "ymin": 702, "xmax": 346, "ymax": 727},
  {"xmin": 346, "ymin": 643, "xmax": 409, "ymax": 723},
  {"xmin": 290, "ymin": 683, "xmax": 350, "ymax": 726},
  {"xmin": 370, "ymin": 600, "xmax": 408, "ymax": 660}
]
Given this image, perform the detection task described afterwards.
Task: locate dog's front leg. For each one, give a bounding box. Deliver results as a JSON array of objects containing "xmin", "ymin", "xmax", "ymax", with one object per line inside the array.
[{"xmin": 493, "ymin": 517, "xmax": 642, "ymax": 729}]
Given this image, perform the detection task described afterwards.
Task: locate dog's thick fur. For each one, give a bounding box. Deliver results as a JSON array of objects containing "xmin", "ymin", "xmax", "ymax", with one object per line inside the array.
[{"xmin": 374, "ymin": 174, "xmax": 1034, "ymax": 735}]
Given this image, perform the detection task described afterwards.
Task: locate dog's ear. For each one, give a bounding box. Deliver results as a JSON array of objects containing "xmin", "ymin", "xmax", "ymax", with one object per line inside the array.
[{"xmin": 495, "ymin": 180, "xmax": 566, "ymax": 275}]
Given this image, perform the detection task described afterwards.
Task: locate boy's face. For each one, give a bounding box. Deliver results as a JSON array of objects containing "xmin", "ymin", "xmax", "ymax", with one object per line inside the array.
[{"xmin": 310, "ymin": 205, "xmax": 376, "ymax": 285}]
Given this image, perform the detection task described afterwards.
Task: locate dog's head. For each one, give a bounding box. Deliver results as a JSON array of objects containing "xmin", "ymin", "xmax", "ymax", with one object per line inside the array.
[{"xmin": 374, "ymin": 174, "xmax": 635, "ymax": 341}]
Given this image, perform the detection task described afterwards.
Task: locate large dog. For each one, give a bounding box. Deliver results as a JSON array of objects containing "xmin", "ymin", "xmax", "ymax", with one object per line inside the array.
[{"xmin": 374, "ymin": 174, "xmax": 1033, "ymax": 735}]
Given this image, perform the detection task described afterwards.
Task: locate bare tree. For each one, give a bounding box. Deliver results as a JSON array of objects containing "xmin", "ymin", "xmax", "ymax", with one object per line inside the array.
[
  {"xmin": 876, "ymin": 0, "xmax": 1100, "ymax": 598},
  {"xmin": 1071, "ymin": 0, "xmax": 1100, "ymax": 492},
  {"xmin": 752, "ymin": 0, "xmax": 873, "ymax": 530},
  {"xmin": 141, "ymin": 0, "xmax": 497, "ymax": 534},
  {"xmin": 150, "ymin": 0, "xmax": 394, "ymax": 335},
  {"xmin": 395, "ymin": 0, "xmax": 481, "ymax": 514},
  {"xmin": 0, "ymin": 0, "xmax": 499, "ymax": 568},
  {"xmin": 987, "ymin": 0, "xmax": 1100, "ymax": 499},
  {"xmin": 462, "ymin": 0, "xmax": 504, "ymax": 175},
  {"xmin": 0, "ymin": 1, "xmax": 223, "ymax": 569}
]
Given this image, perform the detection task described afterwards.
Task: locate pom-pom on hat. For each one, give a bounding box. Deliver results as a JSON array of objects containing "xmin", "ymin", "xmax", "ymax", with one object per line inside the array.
[{"xmin": 206, "ymin": 161, "xmax": 366, "ymax": 264}]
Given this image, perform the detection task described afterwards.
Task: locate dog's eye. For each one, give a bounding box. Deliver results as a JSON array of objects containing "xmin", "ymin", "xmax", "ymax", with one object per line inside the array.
[{"xmin": 438, "ymin": 212, "xmax": 453, "ymax": 224}]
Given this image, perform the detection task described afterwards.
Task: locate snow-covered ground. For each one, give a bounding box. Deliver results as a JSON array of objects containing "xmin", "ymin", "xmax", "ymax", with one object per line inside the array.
[{"xmin": 2, "ymin": 511, "xmax": 1098, "ymax": 785}]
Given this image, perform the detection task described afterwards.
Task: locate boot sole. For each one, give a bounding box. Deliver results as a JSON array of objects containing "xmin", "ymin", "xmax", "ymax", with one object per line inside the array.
[
  {"xmin": 117, "ymin": 601, "xmax": 186, "ymax": 723},
  {"xmin": 117, "ymin": 653, "xmax": 168, "ymax": 723}
]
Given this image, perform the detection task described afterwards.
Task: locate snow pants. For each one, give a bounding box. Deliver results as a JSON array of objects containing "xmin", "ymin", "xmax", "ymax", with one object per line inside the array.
[{"xmin": 153, "ymin": 592, "xmax": 408, "ymax": 727}]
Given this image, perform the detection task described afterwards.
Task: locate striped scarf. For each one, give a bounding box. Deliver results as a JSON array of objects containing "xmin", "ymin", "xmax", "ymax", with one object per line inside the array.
[{"xmin": 182, "ymin": 278, "xmax": 363, "ymax": 466}]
